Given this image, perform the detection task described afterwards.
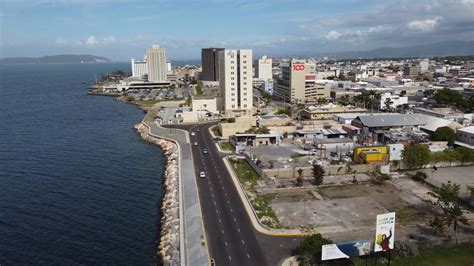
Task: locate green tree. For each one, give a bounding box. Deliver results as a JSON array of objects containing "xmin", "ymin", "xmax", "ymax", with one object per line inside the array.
[
  {"xmin": 294, "ymin": 234, "xmax": 333, "ymax": 265},
  {"xmin": 383, "ymin": 97, "xmax": 394, "ymax": 111},
  {"xmin": 255, "ymin": 126, "xmax": 270, "ymax": 134},
  {"xmin": 428, "ymin": 182, "xmax": 469, "ymax": 244},
  {"xmin": 312, "ymin": 164, "xmax": 325, "ymax": 186},
  {"xmin": 428, "ymin": 216, "xmax": 447, "ymax": 244},
  {"xmin": 275, "ymin": 108, "xmax": 292, "ymax": 116},
  {"xmin": 402, "ymin": 144, "xmax": 432, "ymax": 169},
  {"xmin": 432, "ymin": 126, "xmax": 456, "ymax": 146}
]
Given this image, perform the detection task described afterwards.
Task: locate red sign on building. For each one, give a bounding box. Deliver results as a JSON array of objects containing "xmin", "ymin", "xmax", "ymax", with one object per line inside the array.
[{"xmin": 293, "ymin": 64, "xmax": 305, "ymax": 71}]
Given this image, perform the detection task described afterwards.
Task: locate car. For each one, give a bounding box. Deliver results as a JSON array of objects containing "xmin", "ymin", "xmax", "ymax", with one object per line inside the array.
[
  {"xmin": 194, "ymin": 142, "xmax": 198, "ymax": 146},
  {"xmin": 191, "ymin": 132, "xmax": 195, "ymax": 136},
  {"xmin": 202, "ymin": 149, "xmax": 208, "ymax": 154},
  {"xmin": 199, "ymin": 172, "xmax": 206, "ymax": 178},
  {"xmin": 196, "ymin": 129, "xmax": 200, "ymax": 132}
]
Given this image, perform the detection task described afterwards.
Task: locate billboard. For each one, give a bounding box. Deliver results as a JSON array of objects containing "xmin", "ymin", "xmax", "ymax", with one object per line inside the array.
[
  {"xmin": 321, "ymin": 240, "xmax": 371, "ymax": 261},
  {"xmin": 374, "ymin": 212, "xmax": 395, "ymax": 252}
]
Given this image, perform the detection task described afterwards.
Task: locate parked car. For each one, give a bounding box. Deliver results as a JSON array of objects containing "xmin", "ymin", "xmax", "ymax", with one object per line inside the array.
[
  {"xmin": 199, "ymin": 172, "xmax": 206, "ymax": 178},
  {"xmin": 191, "ymin": 132, "xmax": 195, "ymax": 136},
  {"xmin": 194, "ymin": 142, "xmax": 198, "ymax": 146},
  {"xmin": 202, "ymin": 149, "xmax": 208, "ymax": 154}
]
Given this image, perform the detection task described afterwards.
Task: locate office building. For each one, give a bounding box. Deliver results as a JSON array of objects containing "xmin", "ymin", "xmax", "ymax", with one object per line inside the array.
[
  {"xmin": 274, "ymin": 59, "xmax": 330, "ymax": 103},
  {"xmin": 380, "ymin": 93, "xmax": 408, "ymax": 110},
  {"xmin": 403, "ymin": 65, "xmax": 421, "ymax": 77},
  {"xmin": 131, "ymin": 58, "xmax": 148, "ymax": 78},
  {"xmin": 202, "ymin": 48, "xmax": 224, "ymax": 81},
  {"xmin": 256, "ymin": 56, "xmax": 272, "ymax": 80},
  {"xmin": 218, "ymin": 49, "xmax": 253, "ymax": 116},
  {"xmin": 146, "ymin": 45, "xmax": 167, "ymax": 82},
  {"xmin": 420, "ymin": 58, "xmax": 429, "ymax": 72}
]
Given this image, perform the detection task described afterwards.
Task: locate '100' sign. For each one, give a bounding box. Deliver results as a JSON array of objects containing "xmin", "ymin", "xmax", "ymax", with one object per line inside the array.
[{"xmin": 293, "ymin": 64, "xmax": 305, "ymax": 71}]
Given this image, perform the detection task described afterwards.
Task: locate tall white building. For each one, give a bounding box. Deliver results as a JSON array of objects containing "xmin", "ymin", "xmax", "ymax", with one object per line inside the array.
[
  {"xmin": 131, "ymin": 58, "xmax": 148, "ymax": 78},
  {"xmin": 256, "ymin": 55, "xmax": 272, "ymax": 80},
  {"xmin": 146, "ymin": 45, "xmax": 167, "ymax": 82},
  {"xmin": 218, "ymin": 49, "xmax": 253, "ymax": 117},
  {"xmin": 420, "ymin": 58, "xmax": 429, "ymax": 72}
]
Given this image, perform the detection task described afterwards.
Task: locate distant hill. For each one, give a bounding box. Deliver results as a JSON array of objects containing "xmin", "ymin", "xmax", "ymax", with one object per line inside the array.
[
  {"xmin": 324, "ymin": 41, "xmax": 474, "ymax": 59},
  {"xmin": 0, "ymin": 54, "xmax": 113, "ymax": 64}
]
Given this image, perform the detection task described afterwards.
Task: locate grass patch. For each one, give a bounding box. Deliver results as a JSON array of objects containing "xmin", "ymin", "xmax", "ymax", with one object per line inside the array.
[
  {"xmin": 229, "ymin": 158, "xmax": 281, "ymax": 228},
  {"xmin": 145, "ymin": 108, "xmax": 159, "ymax": 122},
  {"xmin": 353, "ymin": 243, "xmax": 474, "ymax": 266},
  {"xmin": 211, "ymin": 126, "xmax": 222, "ymax": 137},
  {"xmin": 134, "ymin": 99, "xmax": 162, "ymax": 109},
  {"xmin": 219, "ymin": 141, "xmax": 234, "ymax": 152},
  {"xmin": 229, "ymin": 158, "xmax": 260, "ymax": 189},
  {"xmin": 388, "ymin": 205, "xmax": 426, "ymax": 223}
]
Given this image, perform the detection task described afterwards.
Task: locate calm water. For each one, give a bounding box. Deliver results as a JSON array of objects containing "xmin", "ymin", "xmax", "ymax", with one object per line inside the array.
[{"xmin": 0, "ymin": 63, "xmax": 165, "ymax": 264}]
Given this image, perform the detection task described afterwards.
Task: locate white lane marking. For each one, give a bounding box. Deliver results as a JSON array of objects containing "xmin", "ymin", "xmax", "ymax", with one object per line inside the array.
[
  {"xmin": 221, "ymin": 229, "xmax": 224, "ymax": 234},
  {"xmin": 242, "ymin": 240, "xmax": 245, "ymax": 245},
  {"xmin": 233, "ymin": 217, "xmax": 237, "ymax": 222},
  {"xmin": 218, "ymin": 218, "xmax": 221, "ymax": 224},
  {"xmin": 237, "ymin": 228, "xmax": 240, "ymax": 232},
  {"xmin": 247, "ymin": 253, "xmax": 250, "ymax": 259},
  {"xmin": 227, "ymin": 200, "xmax": 230, "ymax": 204},
  {"xmin": 213, "ymin": 200, "xmax": 216, "ymax": 205},
  {"xmin": 224, "ymin": 241, "xmax": 228, "ymax": 247},
  {"xmin": 228, "ymin": 256, "xmax": 232, "ymax": 261},
  {"xmin": 230, "ymin": 208, "xmax": 233, "ymax": 213}
]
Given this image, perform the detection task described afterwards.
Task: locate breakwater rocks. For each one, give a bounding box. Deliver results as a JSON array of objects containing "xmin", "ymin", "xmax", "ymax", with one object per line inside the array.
[{"xmin": 134, "ymin": 123, "xmax": 180, "ymax": 266}]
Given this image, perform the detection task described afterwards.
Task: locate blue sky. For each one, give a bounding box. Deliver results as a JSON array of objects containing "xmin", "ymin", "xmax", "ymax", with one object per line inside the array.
[{"xmin": 1, "ymin": 0, "xmax": 473, "ymax": 61}]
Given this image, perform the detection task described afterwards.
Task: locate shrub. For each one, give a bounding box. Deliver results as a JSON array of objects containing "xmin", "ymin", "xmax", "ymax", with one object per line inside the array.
[{"xmin": 394, "ymin": 241, "xmax": 419, "ymax": 258}]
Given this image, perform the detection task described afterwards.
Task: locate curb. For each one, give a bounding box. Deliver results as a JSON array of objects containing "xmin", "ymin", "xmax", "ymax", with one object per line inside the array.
[
  {"xmin": 223, "ymin": 156, "xmax": 314, "ymax": 237},
  {"xmin": 141, "ymin": 110, "xmax": 210, "ymax": 266}
]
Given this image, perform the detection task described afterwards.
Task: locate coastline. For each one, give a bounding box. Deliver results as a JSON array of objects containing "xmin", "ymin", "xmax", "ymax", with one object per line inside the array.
[{"xmin": 135, "ymin": 123, "xmax": 181, "ymax": 265}]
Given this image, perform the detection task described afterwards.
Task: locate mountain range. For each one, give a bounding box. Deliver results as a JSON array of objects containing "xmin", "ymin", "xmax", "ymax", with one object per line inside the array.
[
  {"xmin": 320, "ymin": 40, "xmax": 474, "ymax": 59},
  {"xmin": 0, "ymin": 54, "xmax": 113, "ymax": 64}
]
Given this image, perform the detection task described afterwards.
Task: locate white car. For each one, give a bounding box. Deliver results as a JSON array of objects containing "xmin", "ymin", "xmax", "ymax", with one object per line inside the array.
[
  {"xmin": 191, "ymin": 132, "xmax": 195, "ymax": 136},
  {"xmin": 194, "ymin": 142, "xmax": 198, "ymax": 146},
  {"xmin": 202, "ymin": 149, "xmax": 208, "ymax": 154},
  {"xmin": 199, "ymin": 172, "xmax": 206, "ymax": 178}
]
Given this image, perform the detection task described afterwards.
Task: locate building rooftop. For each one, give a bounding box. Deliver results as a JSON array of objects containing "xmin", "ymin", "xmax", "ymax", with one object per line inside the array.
[
  {"xmin": 355, "ymin": 114, "xmax": 429, "ymax": 128},
  {"xmin": 458, "ymin": 126, "xmax": 474, "ymax": 134}
]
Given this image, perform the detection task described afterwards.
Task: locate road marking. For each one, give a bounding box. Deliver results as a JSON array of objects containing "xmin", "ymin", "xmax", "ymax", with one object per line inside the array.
[
  {"xmin": 218, "ymin": 218, "xmax": 221, "ymax": 224},
  {"xmin": 230, "ymin": 208, "xmax": 233, "ymax": 213},
  {"xmin": 224, "ymin": 241, "xmax": 228, "ymax": 247},
  {"xmin": 242, "ymin": 240, "xmax": 245, "ymax": 245},
  {"xmin": 221, "ymin": 229, "xmax": 224, "ymax": 234},
  {"xmin": 228, "ymin": 256, "xmax": 232, "ymax": 261},
  {"xmin": 213, "ymin": 200, "xmax": 216, "ymax": 205},
  {"xmin": 237, "ymin": 228, "xmax": 240, "ymax": 232},
  {"xmin": 234, "ymin": 218, "xmax": 237, "ymax": 222},
  {"xmin": 247, "ymin": 253, "xmax": 250, "ymax": 259},
  {"xmin": 227, "ymin": 200, "xmax": 230, "ymax": 204}
]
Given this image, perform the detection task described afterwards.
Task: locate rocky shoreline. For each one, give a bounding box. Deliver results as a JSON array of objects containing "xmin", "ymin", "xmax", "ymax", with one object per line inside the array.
[{"xmin": 134, "ymin": 123, "xmax": 181, "ymax": 266}]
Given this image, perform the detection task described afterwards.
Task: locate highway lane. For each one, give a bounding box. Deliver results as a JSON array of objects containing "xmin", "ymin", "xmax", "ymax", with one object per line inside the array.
[{"xmin": 190, "ymin": 123, "xmax": 268, "ymax": 266}]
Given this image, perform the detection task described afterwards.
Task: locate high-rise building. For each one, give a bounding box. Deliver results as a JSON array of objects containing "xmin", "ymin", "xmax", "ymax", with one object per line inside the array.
[
  {"xmin": 256, "ymin": 56, "xmax": 272, "ymax": 80},
  {"xmin": 131, "ymin": 58, "xmax": 148, "ymax": 78},
  {"xmin": 403, "ymin": 65, "xmax": 421, "ymax": 77},
  {"xmin": 201, "ymin": 48, "xmax": 224, "ymax": 81},
  {"xmin": 146, "ymin": 45, "xmax": 167, "ymax": 82},
  {"xmin": 420, "ymin": 58, "xmax": 429, "ymax": 72},
  {"xmin": 274, "ymin": 59, "xmax": 330, "ymax": 103},
  {"xmin": 218, "ymin": 49, "xmax": 253, "ymax": 116}
]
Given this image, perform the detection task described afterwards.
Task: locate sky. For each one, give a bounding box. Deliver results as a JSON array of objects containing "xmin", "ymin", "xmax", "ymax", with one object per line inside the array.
[{"xmin": 1, "ymin": 0, "xmax": 474, "ymax": 61}]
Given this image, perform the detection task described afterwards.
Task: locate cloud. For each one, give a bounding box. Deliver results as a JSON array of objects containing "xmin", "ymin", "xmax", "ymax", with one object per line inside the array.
[
  {"xmin": 102, "ymin": 36, "xmax": 116, "ymax": 45},
  {"xmin": 85, "ymin": 35, "xmax": 98, "ymax": 46},
  {"xmin": 55, "ymin": 37, "xmax": 68, "ymax": 45},
  {"xmin": 325, "ymin": 30, "xmax": 341, "ymax": 40},
  {"xmin": 407, "ymin": 17, "xmax": 441, "ymax": 32}
]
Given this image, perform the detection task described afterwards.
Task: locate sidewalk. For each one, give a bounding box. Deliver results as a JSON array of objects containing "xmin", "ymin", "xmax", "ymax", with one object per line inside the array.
[{"xmin": 142, "ymin": 112, "xmax": 208, "ymax": 266}]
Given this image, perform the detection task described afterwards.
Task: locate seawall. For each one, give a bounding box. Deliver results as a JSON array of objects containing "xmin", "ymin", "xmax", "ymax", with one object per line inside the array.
[{"xmin": 134, "ymin": 123, "xmax": 181, "ymax": 265}]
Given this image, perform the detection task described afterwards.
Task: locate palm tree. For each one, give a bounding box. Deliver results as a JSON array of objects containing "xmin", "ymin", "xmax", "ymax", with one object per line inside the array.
[
  {"xmin": 312, "ymin": 164, "xmax": 325, "ymax": 186},
  {"xmin": 445, "ymin": 204, "xmax": 469, "ymax": 245},
  {"xmin": 428, "ymin": 216, "xmax": 447, "ymax": 244},
  {"xmin": 384, "ymin": 97, "xmax": 394, "ymax": 111}
]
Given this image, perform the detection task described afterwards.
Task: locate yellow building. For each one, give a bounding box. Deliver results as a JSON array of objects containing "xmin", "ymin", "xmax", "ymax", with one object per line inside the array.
[{"xmin": 353, "ymin": 146, "xmax": 388, "ymax": 164}]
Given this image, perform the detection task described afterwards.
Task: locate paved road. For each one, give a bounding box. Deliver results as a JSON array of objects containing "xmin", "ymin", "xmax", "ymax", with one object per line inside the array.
[{"xmin": 182, "ymin": 123, "xmax": 304, "ymax": 266}]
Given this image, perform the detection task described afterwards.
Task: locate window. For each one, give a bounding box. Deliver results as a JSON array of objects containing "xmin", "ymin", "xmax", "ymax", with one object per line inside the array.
[
  {"xmin": 231, "ymin": 82, "xmax": 235, "ymax": 85},
  {"xmin": 244, "ymin": 104, "xmax": 247, "ymax": 108},
  {"xmin": 243, "ymin": 66, "xmax": 247, "ymax": 69},
  {"xmin": 243, "ymin": 71, "xmax": 247, "ymax": 74},
  {"xmin": 243, "ymin": 60, "xmax": 247, "ymax": 63},
  {"xmin": 231, "ymin": 93, "xmax": 235, "ymax": 96},
  {"xmin": 231, "ymin": 98, "xmax": 235, "ymax": 101},
  {"xmin": 243, "ymin": 82, "xmax": 247, "ymax": 85},
  {"xmin": 232, "ymin": 105, "xmax": 235, "ymax": 108},
  {"xmin": 231, "ymin": 66, "xmax": 234, "ymax": 69}
]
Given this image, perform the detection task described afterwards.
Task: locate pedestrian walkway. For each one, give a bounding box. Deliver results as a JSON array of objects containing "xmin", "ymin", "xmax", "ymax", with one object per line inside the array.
[{"xmin": 143, "ymin": 113, "xmax": 208, "ymax": 266}]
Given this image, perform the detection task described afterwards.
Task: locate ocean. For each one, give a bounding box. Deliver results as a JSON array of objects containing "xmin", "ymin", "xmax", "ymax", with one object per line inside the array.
[{"xmin": 0, "ymin": 63, "xmax": 164, "ymax": 264}]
